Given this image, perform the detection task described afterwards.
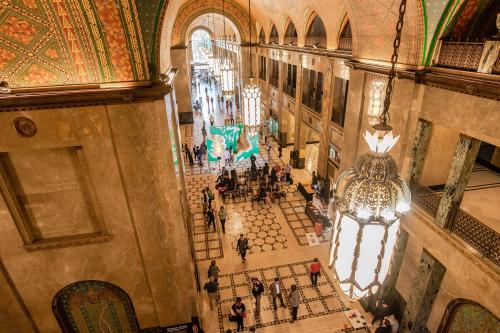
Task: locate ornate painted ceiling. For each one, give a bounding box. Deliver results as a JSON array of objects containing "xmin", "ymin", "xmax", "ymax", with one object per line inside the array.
[{"xmin": 0, "ymin": 0, "xmax": 149, "ymax": 88}]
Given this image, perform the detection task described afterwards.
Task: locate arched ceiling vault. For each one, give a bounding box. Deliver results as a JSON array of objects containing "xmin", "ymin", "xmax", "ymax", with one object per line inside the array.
[
  {"xmin": 0, "ymin": 0, "xmax": 149, "ymax": 88},
  {"xmin": 186, "ymin": 13, "xmax": 240, "ymax": 45}
]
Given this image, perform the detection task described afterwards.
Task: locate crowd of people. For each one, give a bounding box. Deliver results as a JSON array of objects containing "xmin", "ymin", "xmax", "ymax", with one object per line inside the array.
[{"xmin": 200, "ymin": 258, "xmax": 325, "ymax": 332}]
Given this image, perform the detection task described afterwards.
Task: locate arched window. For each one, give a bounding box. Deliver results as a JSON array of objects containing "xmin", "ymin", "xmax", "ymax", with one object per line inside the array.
[
  {"xmin": 338, "ymin": 20, "xmax": 352, "ymax": 51},
  {"xmin": 305, "ymin": 15, "xmax": 327, "ymax": 49},
  {"xmin": 438, "ymin": 299, "xmax": 500, "ymax": 333},
  {"xmin": 436, "ymin": 1, "xmax": 500, "ymax": 73},
  {"xmin": 258, "ymin": 28, "xmax": 266, "ymax": 44},
  {"xmin": 284, "ymin": 20, "xmax": 298, "ymax": 46},
  {"xmin": 53, "ymin": 280, "xmax": 141, "ymax": 332},
  {"xmin": 269, "ymin": 24, "xmax": 279, "ymax": 44}
]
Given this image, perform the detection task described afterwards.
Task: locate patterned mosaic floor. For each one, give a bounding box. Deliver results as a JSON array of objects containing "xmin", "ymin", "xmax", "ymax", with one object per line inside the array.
[
  {"xmin": 216, "ymin": 260, "xmax": 349, "ymax": 333},
  {"xmin": 278, "ymin": 196, "xmax": 331, "ymax": 247},
  {"xmin": 227, "ymin": 203, "xmax": 288, "ymax": 255}
]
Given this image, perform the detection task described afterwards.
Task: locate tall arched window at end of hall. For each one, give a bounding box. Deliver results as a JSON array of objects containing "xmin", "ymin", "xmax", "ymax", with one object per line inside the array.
[
  {"xmin": 259, "ymin": 28, "xmax": 266, "ymax": 44},
  {"xmin": 284, "ymin": 19, "xmax": 298, "ymax": 46},
  {"xmin": 269, "ymin": 24, "xmax": 279, "ymax": 44},
  {"xmin": 338, "ymin": 19, "xmax": 352, "ymax": 51},
  {"xmin": 305, "ymin": 15, "xmax": 327, "ymax": 49},
  {"xmin": 435, "ymin": 1, "xmax": 500, "ymax": 74}
]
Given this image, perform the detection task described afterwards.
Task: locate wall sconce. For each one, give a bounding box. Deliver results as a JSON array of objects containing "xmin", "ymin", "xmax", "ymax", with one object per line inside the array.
[{"xmin": 367, "ymin": 80, "xmax": 385, "ymax": 126}]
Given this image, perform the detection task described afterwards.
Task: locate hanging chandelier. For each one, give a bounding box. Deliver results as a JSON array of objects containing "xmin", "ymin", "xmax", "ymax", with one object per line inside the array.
[
  {"xmin": 242, "ymin": 0, "xmax": 261, "ymax": 128},
  {"xmin": 328, "ymin": 0, "xmax": 411, "ymax": 300},
  {"xmin": 220, "ymin": 0, "xmax": 235, "ymax": 98}
]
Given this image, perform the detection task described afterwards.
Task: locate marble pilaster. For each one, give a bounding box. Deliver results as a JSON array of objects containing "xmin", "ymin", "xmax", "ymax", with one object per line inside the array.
[
  {"xmin": 406, "ymin": 119, "xmax": 432, "ymax": 184},
  {"xmin": 276, "ymin": 55, "xmax": 286, "ymax": 147},
  {"xmin": 293, "ymin": 56, "xmax": 306, "ymax": 168},
  {"xmin": 171, "ymin": 47, "xmax": 193, "ymax": 124},
  {"xmin": 400, "ymin": 250, "xmax": 446, "ymax": 333},
  {"xmin": 434, "ymin": 135, "xmax": 480, "ymax": 228},
  {"xmin": 316, "ymin": 59, "xmax": 334, "ymax": 179}
]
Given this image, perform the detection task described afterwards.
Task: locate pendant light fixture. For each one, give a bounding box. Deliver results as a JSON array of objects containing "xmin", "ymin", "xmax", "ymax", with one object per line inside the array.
[
  {"xmin": 242, "ymin": 0, "xmax": 261, "ymax": 130},
  {"xmin": 328, "ymin": 0, "xmax": 411, "ymax": 300},
  {"xmin": 221, "ymin": 0, "xmax": 235, "ymax": 98}
]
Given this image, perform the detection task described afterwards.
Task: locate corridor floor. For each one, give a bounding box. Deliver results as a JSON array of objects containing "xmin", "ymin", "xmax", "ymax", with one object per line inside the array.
[{"xmin": 180, "ymin": 79, "xmax": 372, "ymax": 333}]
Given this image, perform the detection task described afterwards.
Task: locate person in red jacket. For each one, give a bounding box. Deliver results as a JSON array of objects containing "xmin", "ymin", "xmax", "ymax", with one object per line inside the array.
[{"xmin": 310, "ymin": 258, "xmax": 321, "ymax": 286}]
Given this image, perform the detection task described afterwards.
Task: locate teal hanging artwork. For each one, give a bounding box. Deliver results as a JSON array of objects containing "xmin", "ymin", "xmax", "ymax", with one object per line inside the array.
[{"xmin": 207, "ymin": 124, "xmax": 259, "ymax": 162}]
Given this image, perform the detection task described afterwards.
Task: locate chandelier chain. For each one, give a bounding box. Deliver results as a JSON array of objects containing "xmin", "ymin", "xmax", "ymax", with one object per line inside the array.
[
  {"xmin": 248, "ymin": 0, "xmax": 253, "ymax": 77},
  {"xmin": 379, "ymin": 0, "xmax": 407, "ymax": 129}
]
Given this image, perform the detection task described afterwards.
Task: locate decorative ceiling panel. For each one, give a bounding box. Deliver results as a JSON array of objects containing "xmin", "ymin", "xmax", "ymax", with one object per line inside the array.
[{"xmin": 0, "ymin": 0, "xmax": 149, "ymax": 88}]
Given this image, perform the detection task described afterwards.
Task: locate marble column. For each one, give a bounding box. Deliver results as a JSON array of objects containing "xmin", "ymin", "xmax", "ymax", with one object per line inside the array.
[
  {"xmin": 171, "ymin": 47, "xmax": 193, "ymax": 124},
  {"xmin": 264, "ymin": 52, "xmax": 271, "ymax": 120},
  {"xmin": 293, "ymin": 55, "xmax": 306, "ymax": 168},
  {"xmin": 276, "ymin": 55, "xmax": 287, "ymax": 146},
  {"xmin": 407, "ymin": 119, "xmax": 432, "ymax": 184},
  {"xmin": 316, "ymin": 59, "xmax": 335, "ymax": 178},
  {"xmin": 400, "ymin": 250, "xmax": 446, "ymax": 333},
  {"xmin": 339, "ymin": 69, "xmax": 366, "ymax": 172},
  {"xmin": 434, "ymin": 135, "xmax": 480, "ymax": 228}
]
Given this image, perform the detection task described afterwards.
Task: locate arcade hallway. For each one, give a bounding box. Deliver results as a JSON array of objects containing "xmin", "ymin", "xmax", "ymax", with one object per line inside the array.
[{"xmin": 180, "ymin": 79, "xmax": 373, "ymax": 332}]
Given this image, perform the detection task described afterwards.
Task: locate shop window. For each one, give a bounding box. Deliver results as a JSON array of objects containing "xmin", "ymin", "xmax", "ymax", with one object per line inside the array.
[{"xmin": 331, "ymin": 76, "xmax": 349, "ymax": 127}]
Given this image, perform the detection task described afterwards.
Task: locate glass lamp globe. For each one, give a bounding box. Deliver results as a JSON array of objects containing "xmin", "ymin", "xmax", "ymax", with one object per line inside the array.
[
  {"xmin": 221, "ymin": 58, "xmax": 235, "ymax": 98},
  {"xmin": 242, "ymin": 78, "xmax": 261, "ymax": 127},
  {"xmin": 329, "ymin": 130, "xmax": 411, "ymax": 300}
]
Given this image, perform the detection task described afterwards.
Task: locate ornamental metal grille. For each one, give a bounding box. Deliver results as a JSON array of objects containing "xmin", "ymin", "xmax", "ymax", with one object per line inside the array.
[
  {"xmin": 451, "ymin": 210, "xmax": 500, "ymax": 266},
  {"xmin": 437, "ymin": 42, "xmax": 484, "ymax": 71}
]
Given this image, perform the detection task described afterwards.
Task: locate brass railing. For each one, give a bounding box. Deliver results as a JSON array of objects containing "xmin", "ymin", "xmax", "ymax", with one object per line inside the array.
[
  {"xmin": 436, "ymin": 42, "xmax": 484, "ymax": 71},
  {"xmin": 284, "ymin": 37, "xmax": 297, "ymax": 46},
  {"xmin": 410, "ymin": 183, "xmax": 440, "ymax": 218},
  {"xmin": 411, "ymin": 183, "xmax": 500, "ymax": 266},
  {"xmin": 338, "ymin": 38, "xmax": 352, "ymax": 51},
  {"xmin": 450, "ymin": 210, "xmax": 500, "ymax": 266},
  {"xmin": 305, "ymin": 37, "xmax": 327, "ymax": 49}
]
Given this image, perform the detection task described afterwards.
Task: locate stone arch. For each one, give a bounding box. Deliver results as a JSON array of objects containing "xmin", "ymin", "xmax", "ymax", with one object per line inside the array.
[
  {"xmin": 258, "ymin": 27, "xmax": 266, "ymax": 44},
  {"xmin": 269, "ymin": 24, "xmax": 279, "ymax": 44},
  {"xmin": 338, "ymin": 14, "xmax": 352, "ymax": 51},
  {"xmin": 305, "ymin": 12, "xmax": 327, "ymax": 48},
  {"xmin": 284, "ymin": 18, "xmax": 298, "ymax": 46},
  {"xmin": 170, "ymin": 0, "xmax": 255, "ymax": 48},
  {"xmin": 437, "ymin": 299, "xmax": 500, "ymax": 333}
]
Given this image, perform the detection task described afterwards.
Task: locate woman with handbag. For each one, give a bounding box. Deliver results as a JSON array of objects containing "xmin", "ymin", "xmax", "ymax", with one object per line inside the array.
[{"xmin": 231, "ymin": 297, "xmax": 246, "ymax": 331}]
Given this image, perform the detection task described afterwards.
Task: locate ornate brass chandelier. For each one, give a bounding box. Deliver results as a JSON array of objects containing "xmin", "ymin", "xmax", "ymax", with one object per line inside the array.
[
  {"xmin": 328, "ymin": 0, "xmax": 411, "ymax": 300},
  {"xmin": 242, "ymin": 0, "xmax": 261, "ymax": 129}
]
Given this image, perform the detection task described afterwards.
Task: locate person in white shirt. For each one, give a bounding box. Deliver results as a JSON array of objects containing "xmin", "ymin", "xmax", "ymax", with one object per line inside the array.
[{"xmin": 224, "ymin": 148, "xmax": 231, "ymax": 166}]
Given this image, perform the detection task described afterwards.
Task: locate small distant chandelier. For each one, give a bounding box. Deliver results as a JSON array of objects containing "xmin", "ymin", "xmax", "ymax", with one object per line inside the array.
[
  {"xmin": 220, "ymin": 0, "xmax": 234, "ymax": 98},
  {"xmin": 328, "ymin": 0, "xmax": 411, "ymax": 300},
  {"xmin": 242, "ymin": 0, "xmax": 261, "ymax": 128}
]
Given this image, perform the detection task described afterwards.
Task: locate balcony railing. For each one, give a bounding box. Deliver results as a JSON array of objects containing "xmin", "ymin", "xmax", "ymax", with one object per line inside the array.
[
  {"xmin": 269, "ymin": 37, "xmax": 279, "ymax": 45},
  {"xmin": 284, "ymin": 37, "xmax": 297, "ymax": 46},
  {"xmin": 338, "ymin": 38, "xmax": 352, "ymax": 51},
  {"xmin": 436, "ymin": 42, "xmax": 485, "ymax": 71},
  {"xmin": 450, "ymin": 210, "xmax": 500, "ymax": 266},
  {"xmin": 411, "ymin": 182, "xmax": 500, "ymax": 266},
  {"xmin": 305, "ymin": 37, "xmax": 326, "ymax": 49}
]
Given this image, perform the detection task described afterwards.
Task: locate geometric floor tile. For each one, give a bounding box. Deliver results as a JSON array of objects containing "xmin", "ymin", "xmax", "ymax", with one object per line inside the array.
[{"xmin": 215, "ymin": 260, "xmax": 349, "ymax": 333}]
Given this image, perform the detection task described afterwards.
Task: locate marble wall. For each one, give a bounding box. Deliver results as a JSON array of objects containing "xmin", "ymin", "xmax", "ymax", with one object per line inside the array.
[{"xmin": 0, "ymin": 99, "xmax": 197, "ymax": 332}]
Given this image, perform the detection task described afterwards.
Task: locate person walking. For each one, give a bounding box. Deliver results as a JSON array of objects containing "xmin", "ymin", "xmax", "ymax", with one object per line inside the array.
[
  {"xmin": 209, "ymin": 113, "xmax": 215, "ymax": 127},
  {"xmin": 203, "ymin": 276, "xmax": 219, "ymax": 311},
  {"xmin": 230, "ymin": 111, "xmax": 234, "ymax": 124},
  {"xmin": 288, "ymin": 284, "xmax": 300, "ymax": 323},
  {"xmin": 231, "ymin": 297, "xmax": 246, "ymax": 332},
  {"xmin": 278, "ymin": 144, "xmax": 283, "ymax": 159},
  {"xmin": 218, "ymin": 206, "xmax": 227, "ymax": 233},
  {"xmin": 217, "ymin": 94, "xmax": 221, "ymax": 107},
  {"xmin": 224, "ymin": 148, "xmax": 231, "ymax": 166},
  {"xmin": 268, "ymin": 277, "xmax": 286, "ymax": 310},
  {"xmin": 187, "ymin": 149, "xmax": 194, "ymax": 166},
  {"xmin": 229, "ymin": 99, "xmax": 233, "ymax": 110},
  {"xmin": 267, "ymin": 143, "xmax": 271, "ymax": 161},
  {"xmin": 310, "ymin": 258, "xmax": 321, "ymax": 286},
  {"xmin": 251, "ymin": 277, "xmax": 264, "ymax": 315},
  {"xmin": 207, "ymin": 207, "xmax": 216, "ymax": 230},
  {"xmin": 201, "ymin": 126, "xmax": 207, "ymax": 139},
  {"xmin": 236, "ymin": 234, "xmax": 249, "ymax": 263},
  {"xmin": 210, "ymin": 96, "xmax": 214, "ymax": 108},
  {"xmin": 208, "ymin": 260, "xmax": 220, "ymax": 282},
  {"xmin": 206, "ymin": 186, "xmax": 214, "ymax": 208}
]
